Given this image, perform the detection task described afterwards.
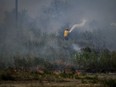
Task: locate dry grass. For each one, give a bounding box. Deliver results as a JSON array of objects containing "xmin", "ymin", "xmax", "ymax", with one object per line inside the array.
[
  {"xmin": 0, "ymin": 73, "xmax": 115, "ymax": 87},
  {"xmin": 0, "ymin": 80, "xmax": 103, "ymax": 87},
  {"xmin": 0, "ymin": 83, "xmax": 102, "ymax": 87}
]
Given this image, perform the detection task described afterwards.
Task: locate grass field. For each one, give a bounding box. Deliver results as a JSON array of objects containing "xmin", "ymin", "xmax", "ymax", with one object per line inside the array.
[
  {"xmin": 0, "ymin": 73, "xmax": 116, "ymax": 87},
  {"xmin": 0, "ymin": 81, "xmax": 102, "ymax": 87}
]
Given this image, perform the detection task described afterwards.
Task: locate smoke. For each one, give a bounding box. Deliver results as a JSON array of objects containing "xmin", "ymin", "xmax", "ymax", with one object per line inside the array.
[
  {"xmin": 111, "ymin": 22, "xmax": 116, "ymax": 27},
  {"xmin": 0, "ymin": 0, "xmax": 116, "ymax": 67},
  {"xmin": 69, "ymin": 19, "xmax": 87, "ymax": 33},
  {"xmin": 72, "ymin": 44, "xmax": 81, "ymax": 52}
]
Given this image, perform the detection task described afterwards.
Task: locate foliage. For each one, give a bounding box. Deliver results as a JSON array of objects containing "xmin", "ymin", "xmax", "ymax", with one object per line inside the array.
[
  {"xmin": 102, "ymin": 78, "xmax": 116, "ymax": 87},
  {"xmin": 74, "ymin": 47, "xmax": 116, "ymax": 72}
]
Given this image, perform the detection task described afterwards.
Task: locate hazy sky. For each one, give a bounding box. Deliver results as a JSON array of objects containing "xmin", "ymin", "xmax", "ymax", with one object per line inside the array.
[{"xmin": 0, "ymin": 0, "xmax": 116, "ymax": 25}]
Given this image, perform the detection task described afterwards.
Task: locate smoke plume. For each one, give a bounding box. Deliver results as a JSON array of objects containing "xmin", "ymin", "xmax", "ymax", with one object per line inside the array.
[
  {"xmin": 69, "ymin": 19, "xmax": 87, "ymax": 33},
  {"xmin": 72, "ymin": 44, "xmax": 81, "ymax": 52}
]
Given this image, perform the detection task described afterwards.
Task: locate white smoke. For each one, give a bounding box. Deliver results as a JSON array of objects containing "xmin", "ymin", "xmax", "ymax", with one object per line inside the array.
[
  {"xmin": 111, "ymin": 22, "xmax": 116, "ymax": 27},
  {"xmin": 72, "ymin": 44, "xmax": 81, "ymax": 52},
  {"xmin": 69, "ymin": 19, "xmax": 87, "ymax": 33}
]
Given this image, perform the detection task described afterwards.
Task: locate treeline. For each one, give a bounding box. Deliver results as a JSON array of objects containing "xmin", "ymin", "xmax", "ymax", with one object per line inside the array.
[{"xmin": 74, "ymin": 47, "xmax": 116, "ymax": 72}]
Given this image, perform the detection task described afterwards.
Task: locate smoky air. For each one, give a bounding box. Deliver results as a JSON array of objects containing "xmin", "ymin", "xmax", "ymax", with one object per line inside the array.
[{"xmin": 0, "ymin": 0, "xmax": 116, "ymax": 67}]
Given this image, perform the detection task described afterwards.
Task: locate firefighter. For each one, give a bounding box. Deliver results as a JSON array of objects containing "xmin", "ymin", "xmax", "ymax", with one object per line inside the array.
[{"xmin": 64, "ymin": 29, "xmax": 69, "ymax": 40}]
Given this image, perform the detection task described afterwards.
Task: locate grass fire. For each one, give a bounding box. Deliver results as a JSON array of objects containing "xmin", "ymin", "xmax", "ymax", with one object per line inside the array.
[{"xmin": 0, "ymin": 0, "xmax": 116, "ymax": 87}]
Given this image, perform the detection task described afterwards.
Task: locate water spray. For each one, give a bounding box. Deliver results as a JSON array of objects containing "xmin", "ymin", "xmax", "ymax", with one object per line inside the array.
[
  {"xmin": 69, "ymin": 19, "xmax": 87, "ymax": 33},
  {"xmin": 64, "ymin": 19, "xmax": 87, "ymax": 40}
]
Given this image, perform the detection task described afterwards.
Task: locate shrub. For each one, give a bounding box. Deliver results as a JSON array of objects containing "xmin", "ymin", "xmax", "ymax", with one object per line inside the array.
[{"xmin": 102, "ymin": 78, "xmax": 116, "ymax": 87}]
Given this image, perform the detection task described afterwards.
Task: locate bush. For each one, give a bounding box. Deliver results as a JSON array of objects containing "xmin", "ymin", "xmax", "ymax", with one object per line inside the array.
[{"xmin": 102, "ymin": 79, "xmax": 116, "ymax": 87}]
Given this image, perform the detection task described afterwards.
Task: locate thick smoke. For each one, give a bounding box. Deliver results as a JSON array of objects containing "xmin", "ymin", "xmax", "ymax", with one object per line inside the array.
[{"xmin": 0, "ymin": 0, "xmax": 116, "ymax": 66}]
